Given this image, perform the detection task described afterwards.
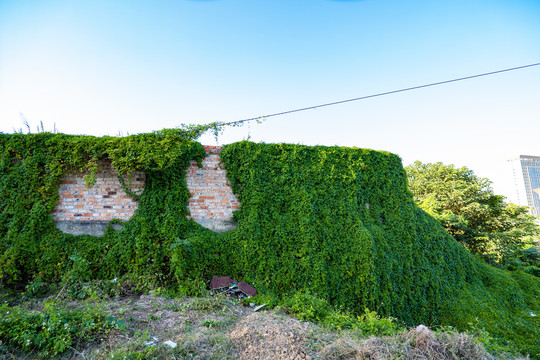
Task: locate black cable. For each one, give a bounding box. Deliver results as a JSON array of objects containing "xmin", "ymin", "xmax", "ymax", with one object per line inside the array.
[{"xmin": 219, "ymin": 62, "xmax": 540, "ymax": 126}]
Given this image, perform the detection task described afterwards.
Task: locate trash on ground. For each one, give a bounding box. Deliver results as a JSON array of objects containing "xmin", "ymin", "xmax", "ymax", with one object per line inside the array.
[
  {"xmin": 415, "ymin": 324, "xmax": 430, "ymax": 333},
  {"xmin": 254, "ymin": 304, "xmax": 266, "ymax": 312},
  {"xmin": 238, "ymin": 281, "xmax": 257, "ymax": 297},
  {"xmin": 209, "ymin": 275, "xmax": 232, "ymax": 290},
  {"xmin": 163, "ymin": 340, "xmax": 177, "ymax": 348},
  {"xmin": 208, "ymin": 275, "xmax": 257, "ymax": 299}
]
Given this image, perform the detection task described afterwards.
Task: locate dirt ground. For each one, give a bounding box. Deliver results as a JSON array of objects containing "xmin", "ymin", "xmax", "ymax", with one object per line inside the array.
[
  {"xmin": 0, "ymin": 292, "xmax": 518, "ymax": 360},
  {"xmin": 229, "ymin": 312, "xmax": 315, "ymax": 360},
  {"xmin": 77, "ymin": 293, "xmax": 327, "ymax": 359}
]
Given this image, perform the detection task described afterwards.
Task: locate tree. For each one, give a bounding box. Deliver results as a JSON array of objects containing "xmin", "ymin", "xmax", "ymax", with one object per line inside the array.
[{"xmin": 405, "ymin": 161, "xmax": 539, "ymax": 265}]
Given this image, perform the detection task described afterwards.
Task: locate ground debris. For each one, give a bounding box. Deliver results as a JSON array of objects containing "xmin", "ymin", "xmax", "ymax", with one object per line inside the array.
[
  {"xmin": 208, "ymin": 275, "xmax": 257, "ymax": 299},
  {"xmin": 254, "ymin": 304, "xmax": 266, "ymax": 312},
  {"xmin": 163, "ymin": 340, "xmax": 177, "ymax": 348}
]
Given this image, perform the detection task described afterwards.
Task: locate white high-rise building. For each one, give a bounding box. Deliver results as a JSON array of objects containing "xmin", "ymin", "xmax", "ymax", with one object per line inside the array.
[{"xmin": 509, "ymin": 155, "xmax": 540, "ymax": 216}]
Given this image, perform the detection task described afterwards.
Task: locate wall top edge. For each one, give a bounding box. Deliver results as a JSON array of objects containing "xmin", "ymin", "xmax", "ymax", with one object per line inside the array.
[{"xmin": 202, "ymin": 145, "xmax": 222, "ymax": 154}]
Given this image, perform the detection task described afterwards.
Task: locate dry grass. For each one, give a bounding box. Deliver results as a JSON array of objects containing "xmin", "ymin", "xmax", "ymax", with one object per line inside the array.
[
  {"xmin": 229, "ymin": 312, "xmax": 316, "ymax": 360},
  {"xmin": 319, "ymin": 325, "xmax": 529, "ymax": 360},
  {"xmin": 0, "ymin": 292, "xmax": 528, "ymax": 360}
]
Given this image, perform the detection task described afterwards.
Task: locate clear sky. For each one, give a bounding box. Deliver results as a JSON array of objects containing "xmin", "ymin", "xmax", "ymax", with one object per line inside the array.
[{"xmin": 1, "ymin": 0, "xmax": 539, "ymax": 202}]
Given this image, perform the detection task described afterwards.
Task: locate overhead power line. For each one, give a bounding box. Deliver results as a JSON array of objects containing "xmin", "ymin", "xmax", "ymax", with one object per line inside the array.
[{"xmin": 220, "ymin": 62, "xmax": 540, "ymax": 126}]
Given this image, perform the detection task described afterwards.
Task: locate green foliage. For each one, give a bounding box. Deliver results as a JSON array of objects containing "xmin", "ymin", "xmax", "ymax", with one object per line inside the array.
[
  {"xmin": 200, "ymin": 319, "xmax": 223, "ymax": 328},
  {"xmin": 405, "ymin": 161, "xmax": 540, "ymax": 262},
  {"xmin": 191, "ymin": 141, "xmax": 537, "ymax": 357},
  {"xmin": 1, "ymin": 132, "xmax": 539, "ymax": 358},
  {"xmin": 285, "ymin": 291, "xmax": 332, "ymax": 323},
  {"xmin": 0, "ymin": 128, "xmax": 208, "ymax": 286},
  {"xmin": 0, "ymin": 298, "xmax": 117, "ymax": 357},
  {"xmin": 510, "ymin": 246, "xmax": 540, "ymax": 276},
  {"xmin": 284, "ymin": 291, "xmax": 402, "ymax": 335},
  {"xmin": 353, "ymin": 308, "xmax": 401, "ymax": 337},
  {"xmin": 189, "ymin": 294, "xmax": 228, "ymax": 312},
  {"xmin": 212, "ymin": 142, "xmax": 472, "ymax": 323}
]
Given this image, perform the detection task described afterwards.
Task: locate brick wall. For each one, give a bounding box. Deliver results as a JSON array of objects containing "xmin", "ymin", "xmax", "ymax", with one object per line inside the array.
[
  {"xmin": 186, "ymin": 146, "xmax": 239, "ymax": 222},
  {"xmin": 52, "ymin": 146, "xmax": 239, "ymax": 234},
  {"xmin": 52, "ymin": 160, "xmax": 145, "ymax": 222}
]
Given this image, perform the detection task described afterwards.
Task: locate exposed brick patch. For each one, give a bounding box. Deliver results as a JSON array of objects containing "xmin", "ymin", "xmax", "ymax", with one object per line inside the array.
[
  {"xmin": 186, "ymin": 146, "xmax": 239, "ymax": 222},
  {"xmin": 52, "ymin": 146, "xmax": 239, "ymax": 233},
  {"xmin": 52, "ymin": 160, "xmax": 145, "ymax": 222}
]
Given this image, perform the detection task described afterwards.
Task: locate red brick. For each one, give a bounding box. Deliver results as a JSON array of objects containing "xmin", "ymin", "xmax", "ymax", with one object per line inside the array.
[{"xmin": 53, "ymin": 148, "xmax": 239, "ymax": 225}]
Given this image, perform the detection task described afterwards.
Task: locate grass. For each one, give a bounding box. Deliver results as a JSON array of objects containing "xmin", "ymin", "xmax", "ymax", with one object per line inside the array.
[
  {"xmin": 0, "ymin": 281, "xmax": 533, "ymax": 359},
  {"xmin": 320, "ymin": 328, "xmax": 494, "ymax": 360}
]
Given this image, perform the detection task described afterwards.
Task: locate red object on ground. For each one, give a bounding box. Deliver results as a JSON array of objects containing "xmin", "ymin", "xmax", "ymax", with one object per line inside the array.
[
  {"xmin": 238, "ymin": 281, "xmax": 257, "ymax": 297},
  {"xmin": 209, "ymin": 275, "xmax": 232, "ymax": 289}
]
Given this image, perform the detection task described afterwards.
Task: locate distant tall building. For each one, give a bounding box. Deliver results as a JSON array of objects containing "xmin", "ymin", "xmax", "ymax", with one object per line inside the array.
[{"xmin": 509, "ymin": 155, "xmax": 540, "ymax": 216}]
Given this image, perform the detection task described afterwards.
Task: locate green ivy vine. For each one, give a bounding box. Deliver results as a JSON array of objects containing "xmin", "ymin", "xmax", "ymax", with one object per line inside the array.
[
  {"xmin": 174, "ymin": 141, "xmax": 540, "ymax": 357},
  {"xmin": 1, "ymin": 130, "xmax": 539, "ymax": 357},
  {"xmin": 0, "ymin": 124, "xmax": 216, "ymax": 286}
]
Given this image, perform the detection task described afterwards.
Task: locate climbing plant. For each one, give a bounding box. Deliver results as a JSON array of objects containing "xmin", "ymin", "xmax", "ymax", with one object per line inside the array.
[
  {"xmin": 1, "ymin": 131, "xmax": 539, "ymax": 357},
  {"xmin": 0, "ymin": 124, "xmax": 219, "ymax": 286},
  {"xmin": 175, "ymin": 141, "xmax": 540, "ymax": 357}
]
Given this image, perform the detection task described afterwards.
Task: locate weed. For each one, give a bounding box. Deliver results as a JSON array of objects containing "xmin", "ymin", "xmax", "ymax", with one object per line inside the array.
[
  {"xmin": 189, "ymin": 294, "xmax": 227, "ymax": 312},
  {"xmin": 320, "ymin": 327, "xmax": 497, "ymax": 360},
  {"xmin": 93, "ymin": 331, "xmax": 168, "ymax": 360},
  {"xmin": 200, "ymin": 319, "xmax": 222, "ymax": 328},
  {"xmin": 0, "ymin": 298, "xmax": 115, "ymax": 357},
  {"xmin": 285, "ymin": 291, "xmax": 401, "ymax": 336},
  {"xmin": 285, "ymin": 291, "xmax": 331, "ymax": 323},
  {"xmin": 163, "ymin": 302, "xmax": 186, "ymax": 312}
]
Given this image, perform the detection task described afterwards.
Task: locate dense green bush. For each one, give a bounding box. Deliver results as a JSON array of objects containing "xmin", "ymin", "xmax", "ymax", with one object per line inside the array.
[
  {"xmin": 405, "ymin": 161, "xmax": 539, "ymax": 263},
  {"xmin": 283, "ymin": 291, "xmax": 402, "ymax": 335},
  {"xmin": 0, "ymin": 298, "xmax": 119, "ymax": 357}
]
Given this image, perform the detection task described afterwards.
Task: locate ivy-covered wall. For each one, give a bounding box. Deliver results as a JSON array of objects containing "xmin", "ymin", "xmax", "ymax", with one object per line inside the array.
[
  {"xmin": 176, "ymin": 141, "xmax": 539, "ymax": 356},
  {"xmin": 51, "ymin": 145, "xmax": 238, "ymax": 235},
  {"xmin": 0, "ymin": 130, "xmax": 207, "ymax": 286},
  {"xmin": 0, "ymin": 133, "xmax": 539, "ymax": 356},
  {"xmin": 52, "ymin": 160, "xmax": 144, "ymax": 222},
  {"xmin": 186, "ymin": 145, "xmax": 239, "ymax": 232}
]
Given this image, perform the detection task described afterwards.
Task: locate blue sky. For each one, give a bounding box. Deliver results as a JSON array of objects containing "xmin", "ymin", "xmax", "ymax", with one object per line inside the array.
[{"xmin": 1, "ymin": 0, "xmax": 539, "ymax": 201}]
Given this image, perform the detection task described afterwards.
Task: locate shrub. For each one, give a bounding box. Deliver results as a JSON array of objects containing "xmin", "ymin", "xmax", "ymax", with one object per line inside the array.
[{"xmin": 0, "ymin": 298, "xmax": 119, "ymax": 356}]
